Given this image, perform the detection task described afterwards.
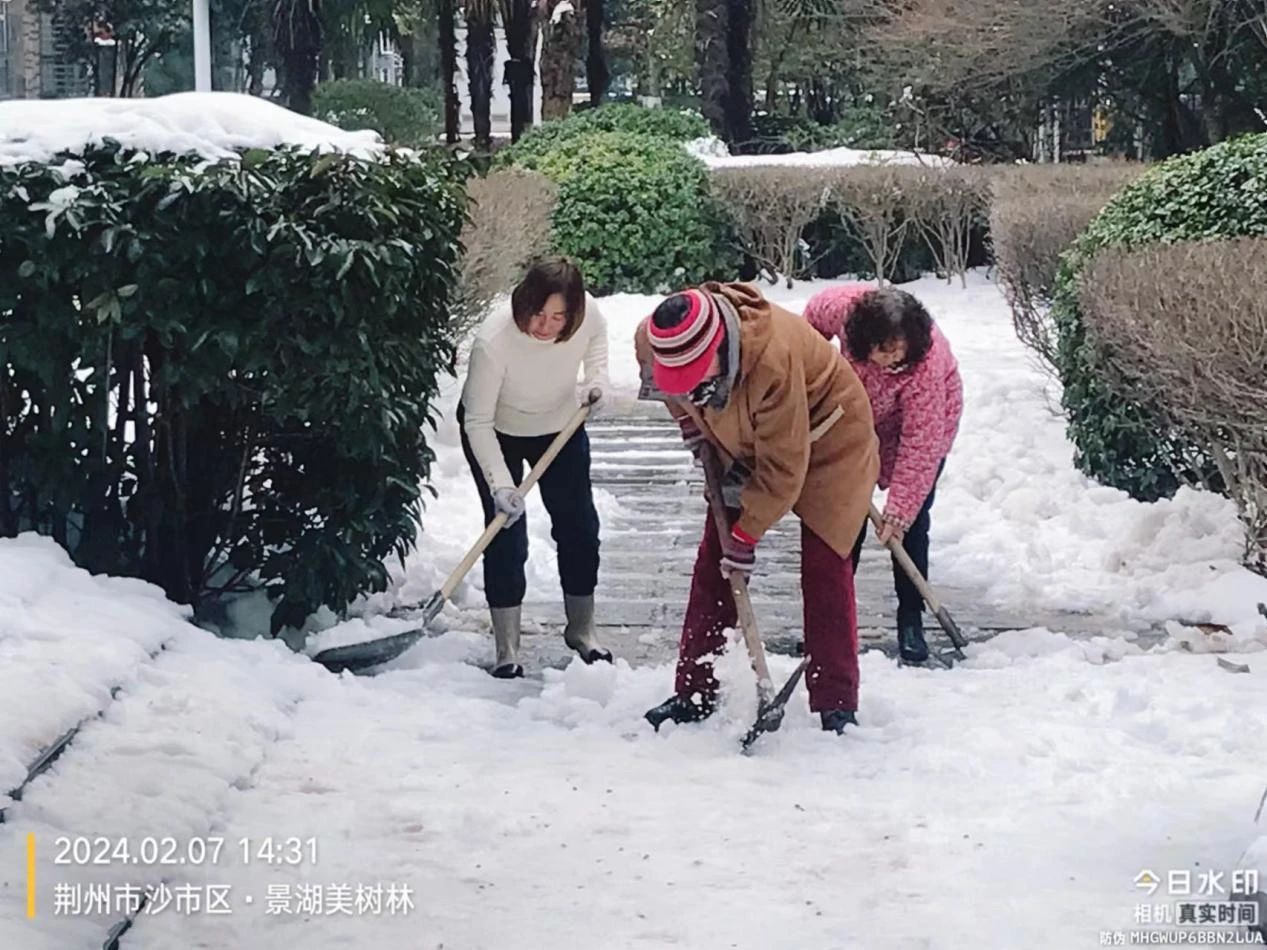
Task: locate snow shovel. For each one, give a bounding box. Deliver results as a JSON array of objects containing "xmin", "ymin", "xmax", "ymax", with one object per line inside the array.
[
  {"xmin": 312, "ymin": 393, "xmax": 601, "ymax": 674},
  {"xmin": 697, "ymin": 442, "xmax": 802, "ymax": 752},
  {"xmin": 868, "ymin": 502, "xmax": 968, "ymax": 663}
]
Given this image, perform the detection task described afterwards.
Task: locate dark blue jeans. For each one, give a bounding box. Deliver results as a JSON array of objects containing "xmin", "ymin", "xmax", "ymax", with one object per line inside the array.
[
  {"xmin": 852, "ymin": 460, "xmax": 945, "ymax": 626},
  {"xmin": 458, "ymin": 406, "xmax": 601, "ymax": 609}
]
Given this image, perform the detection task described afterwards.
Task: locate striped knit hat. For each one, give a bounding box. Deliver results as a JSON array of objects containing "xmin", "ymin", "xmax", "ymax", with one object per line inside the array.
[{"xmin": 646, "ymin": 289, "xmax": 725, "ymax": 396}]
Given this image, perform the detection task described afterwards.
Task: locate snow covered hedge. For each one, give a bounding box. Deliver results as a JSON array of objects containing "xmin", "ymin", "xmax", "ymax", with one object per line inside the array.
[
  {"xmin": 1051, "ymin": 133, "xmax": 1267, "ymax": 504},
  {"xmin": 0, "ymin": 138, "xmax": 467, "ymax": 632}
]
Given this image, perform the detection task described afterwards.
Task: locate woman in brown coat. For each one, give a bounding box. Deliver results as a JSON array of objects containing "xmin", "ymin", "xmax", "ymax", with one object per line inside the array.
[{"xmin": 635, "ymin": 282, "xmax": 879, "ymax": 733}]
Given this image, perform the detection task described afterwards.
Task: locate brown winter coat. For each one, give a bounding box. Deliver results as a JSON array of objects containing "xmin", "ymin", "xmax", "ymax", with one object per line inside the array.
[{"xmin": 635, "ymin": 282, "xmax": 880, "ymax": 559}]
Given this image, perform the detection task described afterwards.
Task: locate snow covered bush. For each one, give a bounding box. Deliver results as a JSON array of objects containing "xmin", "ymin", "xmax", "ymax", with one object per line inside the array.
[
  {"xmin": 312, "ymin": 80, "xmax": 442, "ymax": 148},
  {"xmin": 526, "ymin": 131, "xmax": 738, "ymax": 294},
  {"xmin": 1051, "ymin": 134, "xmax": 1267, "ymax": 502},
  {"xmin": 990, "ymin": 163, "xmax": 1144, "ymax": 374},
  {"xmin": 494, "ymin": 103, "xmax": 710, "ymax": 170},
  {"xmin": 1079, "ymin": 239, "xmax": 1267, "ymax": 572},
  {"xmin": 0, "ymin": 140, "xmax": 466, "ymax": 632},
  {"xmin": 456, "ymin": 168, "xmax": 557, "ymax": 329}
]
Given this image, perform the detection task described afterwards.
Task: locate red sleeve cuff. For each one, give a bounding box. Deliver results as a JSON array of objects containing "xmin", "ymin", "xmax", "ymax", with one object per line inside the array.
[{"xmin": 731, "ymin": 525, "xmax": 758, "ymax": 545}]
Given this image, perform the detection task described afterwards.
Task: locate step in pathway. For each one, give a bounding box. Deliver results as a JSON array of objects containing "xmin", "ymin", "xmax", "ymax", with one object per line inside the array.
[{"xmin": 493, "ymin": 403, "xmax": 1154, "ymax": 672}]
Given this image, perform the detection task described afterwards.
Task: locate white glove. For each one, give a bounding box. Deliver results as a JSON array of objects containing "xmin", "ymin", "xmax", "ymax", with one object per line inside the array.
[
  {"xmin": 492, "ymin": 487, "xmax": 526, "ymax": 527},
  {"xmin": 581, "ymin": 386, "xmax": 605, "ymax": 415}
]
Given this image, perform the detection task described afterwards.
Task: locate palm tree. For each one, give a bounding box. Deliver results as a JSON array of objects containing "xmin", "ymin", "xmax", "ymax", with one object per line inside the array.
[
  {"xmin": 498, "ymin": 0, "xmax": 540, "ymax": 141},
  {"xmin": 541, "ymin": 0, "xmax": 583, "ymax": 120},
  {"xmin": 465, "ymin": 0, "xmax": 496, "ymax": 150},
  {"xmin": 695, "ymin": 0, "xmax": 753, "ymax": 146},
  {"xmin": 272, "ymin": 0, "xmax": 323, "ymax": 115}
]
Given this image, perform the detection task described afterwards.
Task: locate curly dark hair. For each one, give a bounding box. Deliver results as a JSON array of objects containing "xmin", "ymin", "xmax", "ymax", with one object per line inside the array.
[{"xmin": 843, "ymin": 288, "xmax": 934, "ymax": 367}]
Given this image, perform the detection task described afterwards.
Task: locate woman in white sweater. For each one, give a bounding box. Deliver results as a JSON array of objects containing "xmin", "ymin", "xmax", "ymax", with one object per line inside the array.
[{"xmin": 458, "ymin": 257, "xmax": 612, "ymax": 678}]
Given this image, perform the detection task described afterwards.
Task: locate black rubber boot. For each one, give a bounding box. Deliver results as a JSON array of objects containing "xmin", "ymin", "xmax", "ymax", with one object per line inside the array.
[
  {"xmin": 820, "ymin": 709, "xmax": 858, "ymax": 734},
  {"xmin": 644, "ymin": 694, "xmax": 715, "ymax": 731},
  {"xmin": 897, "ymin": 617, "xmax": 929, "ymax": 664}
]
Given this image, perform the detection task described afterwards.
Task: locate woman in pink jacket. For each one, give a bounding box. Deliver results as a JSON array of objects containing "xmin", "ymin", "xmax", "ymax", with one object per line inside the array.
[{"xmin": 803, "ymin": 284, "xmax": 963, "ymax": 663}]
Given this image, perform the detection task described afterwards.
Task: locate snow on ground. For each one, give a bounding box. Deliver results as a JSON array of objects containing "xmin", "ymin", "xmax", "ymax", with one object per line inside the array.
[
  {"xmin": 0, "ymin": 93, "xmax": 381, "ymax": 167},
  {"xmin": 1, "ymin": 548, "xmax": 1265, "ymax": 949},
  {"xmin": 3, "ymin": 272, "xmax": 1267, "ymax": 948},
  {"xmin": 685, "ymin": 136, "xmax": 956, "ymax": 169}
]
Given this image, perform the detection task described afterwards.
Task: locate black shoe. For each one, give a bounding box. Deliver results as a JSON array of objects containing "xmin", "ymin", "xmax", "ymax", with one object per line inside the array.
[
  {"xmin": 897, "ymin": 620, "xmax": 929, "ymax": 664},
  {"xmin": 644, "ymin": 695, "xmax": 715, "ymax": 731},
  {"xmin": 820, "ymin": 710, "xmax": 858, "ymax": 734},
  {"xmin": 490, "ymin": 662, "xmax": 524, "ymax": 679}
]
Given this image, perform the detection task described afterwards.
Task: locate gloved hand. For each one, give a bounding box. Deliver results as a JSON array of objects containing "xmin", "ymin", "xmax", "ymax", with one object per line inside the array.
[
  {"xmin": 719, "ymin": 526, "xmax": 757, "ymax": 580},
  {"xmin": 492, "ymin": 487, "xmax": 526, "ymax": 527},
  {"xmin": 581, "ymin": 386, "xmax": 605, "ymax": 415},
  {"xmin": 677, "ymin": 415, "xmax": 707, "ymax": 461}
]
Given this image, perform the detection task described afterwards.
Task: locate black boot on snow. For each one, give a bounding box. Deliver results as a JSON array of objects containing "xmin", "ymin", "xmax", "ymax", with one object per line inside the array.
[
  {"xmin": 820, "ymin": 710, "xmax": 858, "ymax": 734},
  {"xmin": 644, "ymin": 695, "xmax": 714, "ymax": 731},
  {"xmin": 897, "ymin": 619, "xmax": 929, "ymax": 664}
]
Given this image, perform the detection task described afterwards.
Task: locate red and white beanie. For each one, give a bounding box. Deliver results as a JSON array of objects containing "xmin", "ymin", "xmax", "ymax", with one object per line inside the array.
[{"xmin": 646, "ymin": 289, "xmax": 725, "ymax": 396}]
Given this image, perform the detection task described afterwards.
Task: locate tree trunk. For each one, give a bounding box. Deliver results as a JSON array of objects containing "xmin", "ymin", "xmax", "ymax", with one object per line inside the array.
[
  {"xmin": 723, "ymin": 0, "xmax": 753, "ymax": 145},
  {"xmin": 466, "ymin": 6, "xmax": 495, "ymax": 150},
  {"xmin": 501, "ymin": 0, "xmax": 539, "ymax": 142},
  {"xmin": 696, "ymin": 0, "xmax": 728, "ymax": 140},
  {"xmin": 440, "ymin": 0, "xmax": 460, "ymax": 142},
  {"xmin": 272, "ymin": 0, "xmax": 322, "ymax": 115},
  {"xmin": 540, "ymin": 0, "xmax": 582, "ymax": 121},
  {"xmin": 586, "ymin": 0, "xmax": 608, "ymax": 105}
]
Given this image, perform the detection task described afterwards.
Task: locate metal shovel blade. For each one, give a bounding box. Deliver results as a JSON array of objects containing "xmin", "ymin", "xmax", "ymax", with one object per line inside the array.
[
  {"xmin": 740, "ymin": 658, "xmax": 808, "ymax": 753},
  {"xmin": 312, "ymin": 594, "xmax": 444, "ymax": 674}
]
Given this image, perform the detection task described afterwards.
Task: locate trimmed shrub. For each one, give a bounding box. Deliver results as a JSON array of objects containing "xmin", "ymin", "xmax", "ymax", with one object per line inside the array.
[
  {"xmin": 0, "ymin": 141, "xmax": 466, "ymax": 631},
  {"xmin": 531, "ymin": 131, "xmax": 738, "ymax": 294},
  {"xmin": 1079, "ymin": 239, "xmax": 1267, "ymax": 571},
  {"xmin": 457, "ymin": 168, "xmax": 557, "ymax": 329},
  {"xmin": 905, "ymin": 166, "xmax": 990, "ymax": 287},
  {"xmin": 495, "ymin": 103, "xmax": 710, "ymax": 170},
  {"xmin": 827, "ymin": 165, "xmax": 919, "ymax": 286},
  {"xmin": 313, "ymin": 79, "xmax": 441, "ymax": 148},
  {"xmin": 710, "ymin": 166, "xmax": 831, "ymax": 285},
  {"xmin": 990, "ymin": 163, "xmax": 1145, "ymax": 372},
  {"xmin": 1052, "ymin": 134, "xmax": 1267, "ymax": 502}
]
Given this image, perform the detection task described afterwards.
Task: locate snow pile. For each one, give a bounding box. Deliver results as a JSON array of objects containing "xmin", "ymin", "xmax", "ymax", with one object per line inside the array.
[
  {"xmin": 0, "ymin": 92, "xmax": 382, "ymax": 167},
  {"xmin": 686, "ymin": 136, "xmax": 956, "ymax": 169},
  {"xmin": 0, "ymin": 535, "xmax": 194, "ymax": 804}
]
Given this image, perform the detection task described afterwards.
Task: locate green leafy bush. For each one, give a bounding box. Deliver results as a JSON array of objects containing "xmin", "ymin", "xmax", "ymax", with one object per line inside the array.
[
  {"xmin": 0, "ymin": 141, "xmax": 466, "ymax": 631},
  {"xmin": 1051, "ymin": 133, "xmax": 1267, "ymax": 501},
  {"xmin": 528, "ymin": 130, "xmax": 737, "ymax": 294},
  {"xmin": 496, "ymin": 103, "xmax": 710, "ymax": 170},
  {"xmin": 313, "ymin": 79, "xmax": 441, "ymax": 147}
]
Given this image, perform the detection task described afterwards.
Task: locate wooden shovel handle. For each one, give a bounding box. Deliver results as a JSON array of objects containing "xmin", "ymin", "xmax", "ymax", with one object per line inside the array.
[
  {"xmin": 867, "ymin": 502, "xmax": 943, "ymax": 612},
  {"xmin": 698, "ymin": 442, "xmax": 774, "ymax": 693},
  {"xmin": 438, "ymin": 397, "xmax": 597, "ymax": 602}
]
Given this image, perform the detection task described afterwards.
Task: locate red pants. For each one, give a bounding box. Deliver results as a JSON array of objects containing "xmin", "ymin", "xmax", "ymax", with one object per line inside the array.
[{"xmin": 675, "ymin": 515, "xmax": 860, "ymax": 713}]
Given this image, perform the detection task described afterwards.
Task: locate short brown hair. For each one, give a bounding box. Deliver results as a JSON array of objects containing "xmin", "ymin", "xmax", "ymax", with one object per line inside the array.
[{"xmin": 510, "ymin": 257, "xmax": 587, "ymax": 343}]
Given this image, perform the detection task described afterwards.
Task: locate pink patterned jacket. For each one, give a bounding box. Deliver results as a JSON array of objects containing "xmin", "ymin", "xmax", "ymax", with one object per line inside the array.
[{"xmin": 803, "ymin": 284, "xmax": 963, "ymax": 530}]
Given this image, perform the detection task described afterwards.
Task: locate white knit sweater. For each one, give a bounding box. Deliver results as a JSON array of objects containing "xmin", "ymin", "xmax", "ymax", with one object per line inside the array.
[{"xmin": 460, "ymin": 295, "xmax": 610, "ymax": 490}]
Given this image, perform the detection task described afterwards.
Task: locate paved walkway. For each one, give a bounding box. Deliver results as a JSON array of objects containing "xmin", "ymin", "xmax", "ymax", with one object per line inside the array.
[{"xmin": 497, "ymin": 404, "xmax": 1148, "ymax": 671}]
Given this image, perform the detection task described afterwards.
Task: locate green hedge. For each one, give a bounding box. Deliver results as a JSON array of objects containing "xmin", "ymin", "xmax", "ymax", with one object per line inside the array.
[
  {"xmin": 313, "ymin": 79, "xmax": 441, "ymax": 148},
  {"xmin": 1051, "ymin": 133, "xmax": 1267, "ymax": 501},
  {"xmin": 0, "ymin": 141, "xmax": 466, "ymax": 631},
  {"xmin": 496, "ymin": 103, "xmax": 710, "ymax": 170},
  {"xmin": 528, "ymin": 130, "xmax": 737, "ymax": 294}
]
